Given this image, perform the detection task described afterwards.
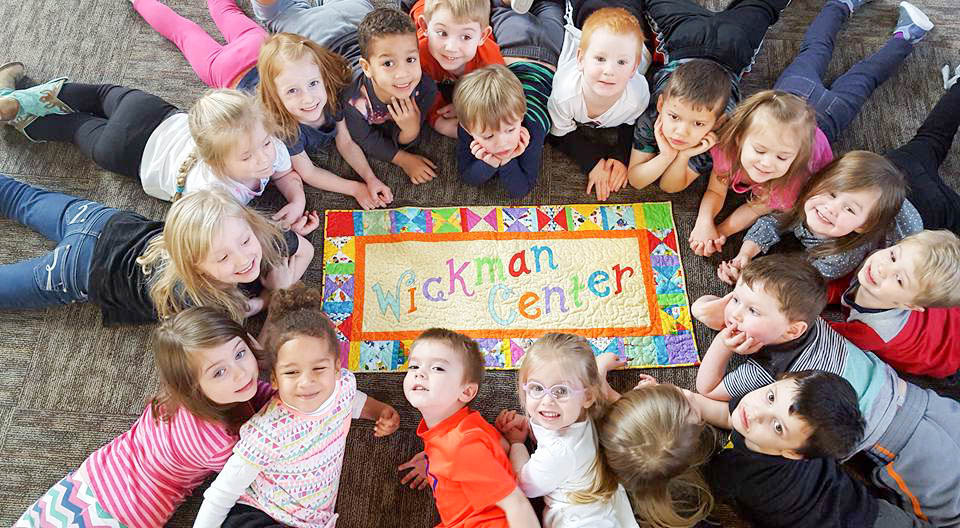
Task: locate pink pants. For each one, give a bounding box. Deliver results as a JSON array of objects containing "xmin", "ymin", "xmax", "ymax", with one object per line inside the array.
[{"xmin": 134, "ymin": 0, "xmax": 267, "ymax": 88}]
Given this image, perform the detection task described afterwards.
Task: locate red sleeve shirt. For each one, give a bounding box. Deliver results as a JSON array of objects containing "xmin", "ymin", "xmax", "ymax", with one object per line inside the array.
[{"xmin": 418, "ymin": 406, "xmax": 516, "ymax": 528}]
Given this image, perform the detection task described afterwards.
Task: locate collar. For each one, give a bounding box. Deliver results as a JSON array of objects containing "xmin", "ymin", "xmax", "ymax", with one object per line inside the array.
[
  {"xmin": 843, "ymin": 279, "xmax": 891, "ymax": 314},
  {"xmin": 417, "ymin": 405, "xmax": 471, "ymax": 440},
  {"xmin": 752, "ymin": 323, "xmax": 817, "ymax": 378}
]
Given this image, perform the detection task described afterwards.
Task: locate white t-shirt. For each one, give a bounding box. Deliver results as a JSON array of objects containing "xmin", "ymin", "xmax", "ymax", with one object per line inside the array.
[
  {"xmin": 548, "ymin": 24, "xmax": 652, "ymax": 137},
  {"xmin": 519, "ymin": 420, "xmax": 639, "ymax": 528},
  {"xmin": 138, "ymin": 113, "xmax": 292, "ymax": 203}
]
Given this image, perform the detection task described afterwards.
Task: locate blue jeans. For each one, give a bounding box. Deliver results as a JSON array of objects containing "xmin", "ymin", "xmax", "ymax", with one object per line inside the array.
[
  {"xmin": 491, "ymin": 0, "xmax": 566, "ymax": 66},
  {"xmin": 0, "ymin": 174, "xmax": 117, "ymax": 309},
  {"xmin": 774, "ymin": 0, "xmax": 914, "ymax": 143}
]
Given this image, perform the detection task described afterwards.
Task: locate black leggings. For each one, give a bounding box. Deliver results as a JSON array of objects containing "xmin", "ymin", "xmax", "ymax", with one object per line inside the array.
[
  {"xmin": 23, "ymin": 83, "xmax": 179, "ymax": 180},
  {"xmin": 568, "ymin": 0, "xmax": 644, "ymax": 29},
  {"xmin": 885, "ymin": 83, "xmax": 960, "ymax": 234}
]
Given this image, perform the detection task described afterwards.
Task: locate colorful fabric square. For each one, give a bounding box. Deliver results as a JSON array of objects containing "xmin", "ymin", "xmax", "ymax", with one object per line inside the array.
[
  {"xmin": 321, "ymin": 203, "xmax": 698, "ymax": 371},
  {"xmin": 14, "ymin": 472, "xmax": 127, "ymax": 528}
]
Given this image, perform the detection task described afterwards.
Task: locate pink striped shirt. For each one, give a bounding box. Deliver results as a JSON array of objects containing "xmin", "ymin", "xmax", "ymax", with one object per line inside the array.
[{"xmin": 81, "ymin": 381, "xmax": 274, "ymax": 528}]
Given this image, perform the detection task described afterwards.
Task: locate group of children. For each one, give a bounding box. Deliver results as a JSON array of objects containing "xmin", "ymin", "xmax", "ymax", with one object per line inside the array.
[{"xmin": 3, "ymin": 0, "xmax": 960, "ymax": 525}]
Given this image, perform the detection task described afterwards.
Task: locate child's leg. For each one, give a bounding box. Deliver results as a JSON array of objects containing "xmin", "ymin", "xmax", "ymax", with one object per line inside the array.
[
  {"xmin": 645, "ymin": 0, "xmax": 789, "ymax": 75},
  {"xmin": 252, "ymin": 0, "xmax": 372, "ymax": 51},
  {"xmin": 568, "ymin": 0, "xmax": 643, "ymax": 29},
  {"xmin": 0, "ymin": 174, "xmax": 117, "ymax": 309},
  {"xmin": 773, "ymin": 1, "xmax": 848, "ymax": 114},
  {"xmin": 24, "ymin": 83, "xmax": 178, "ymax": 179},
  {"xmin": 134, "ymin": 0, "xmax": 263, "ymax": 87},
  {"xmin": 886, "ymin": 82, "xmax": 960, "ymax": 233},
  {"xmin": 491, "ymin": 0, "xmax": 565, "ymax": 66}
]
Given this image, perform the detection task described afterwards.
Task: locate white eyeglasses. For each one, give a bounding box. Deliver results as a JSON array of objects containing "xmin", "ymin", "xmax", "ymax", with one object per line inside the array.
[{"xmin": 522, "ymin": 382, "xmax": 585, "ymax": 402}]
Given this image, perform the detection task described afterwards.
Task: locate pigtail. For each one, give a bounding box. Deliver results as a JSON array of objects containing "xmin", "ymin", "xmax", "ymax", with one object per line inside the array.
[{"xmin": 173, "ymin": 150, "xmax": 199, "ymax": 202}]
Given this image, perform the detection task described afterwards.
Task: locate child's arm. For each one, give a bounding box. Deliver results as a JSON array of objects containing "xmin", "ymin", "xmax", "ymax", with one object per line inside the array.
[
  {"xmin": 682, "ymin": 389, "xmax": 733, "ymax": 430},
  {"xmin": 496, "ymin": 123, "xmax": 544, "ymax": 198},
  {"xmin": 334, "ymin": 119, "xmax": 393, "ymax": 208},
  {"xmin": 388, "ymin": 95, "xmax": 423, "ymax": 146},
  {"xmin": 432, "ymin": 103, "xmax": 460, "ymax": 138},
  {"xmin": 659, "ymin": 132, "xmax": 717, "ymax": 193},
  {"xmin": 691, "ymin": 292, "xmax": 733, "ymax": 331},
  {"xmin": 716, "ymin": 239, "xmax": 763, "ymax": 285},
  {"xmin": 689, "ymin": 169, "xmax": 731, "ymax": 257},
  {"xmin": 358, "ymin": 394, "xmax": 401, "ymax": 437},
  {"xmin": 291, "ymin": 152, "xmax": 381, "ymax": 210},
  {"xmin": 717, "ymin": 200, "xmax": 771, "ymax": 239},
  {"xmin": 270, "ymin": 168, "xmax": 307, "ymax": 227},
  {"xmin": 627, "ymin": 148, "xmax": 677, "ymax": 191},
  {"xmin": 696, "ymin": 326, "xmax": 762, "ymax": 401},
  {"xmin": 457, "ymin": 126, "xmax": 500, "ymax": 186},
  {"xmin": 261, "ymin": 233, "xmax": 315, "ymax": 292},
  {"xmin": 496, "ymin": 487, "xmax": 541, "ymax": 528},
  {"xmin": 193, "ymin": 454, "xmax": 261, "ymax": 527}
]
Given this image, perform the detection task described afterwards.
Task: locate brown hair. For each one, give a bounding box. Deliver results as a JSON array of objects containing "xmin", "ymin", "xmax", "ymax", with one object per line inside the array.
[
  {"xmin": 716, "ymin": 90, "xmax": 816, "ymax": 207},
  {"xmin": 256, "ymin": 33, "xmax": 352, "ymax": 144},
  {"xmin": 412, "ymin": 328, "xmax": 485, "ymax": 390},
  {"xmin": 453, "ymin": 64, "xmax": 525, "ymax": 134},
  {"xmin": 151, "ymin": 306, "xmax": 263, "ymax": 435},
  {"xmin": 779, "ymin": 151, "xmax": 906, "ymax": 257},
  {"xmin": 739, "ymin": 254, "xmax": 827, "ymax": 326},
  {"xmin": 661, "ymin": 59, "xmax": 731, "ymax": 115},
  {"xmin": 358, "ymin": 7, "xmax": 417, "ymax": 60},
  {"xmin": 579, "ymin": 8, "xmax": 645, "ymax": 63},
  {"xmin": 421, "ymin": 0, "xmax": 491, "ymax": 26},
  {"xmin": 898, "ymin": 230, "xmax": 960, "ymax": 307},
  {"xmin": 263, "ymin": 282, "xmax": 339, "ymax": 375},
  {"xmin": 600, "ymin": 385, "xmax": 717, "ymax": 528},
  {"xmin": 518, "ymin": 334, "xmax": 619, "ymax": 503}
]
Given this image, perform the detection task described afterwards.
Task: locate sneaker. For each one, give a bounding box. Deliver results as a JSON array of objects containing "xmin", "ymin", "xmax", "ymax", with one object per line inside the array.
[
  {"xmin": 835, "ymin": 0, "xmax": 874, "ymax": 15},
  {"xmin": 943, "ymin": 64, "xmax": 960, "ymax": 90},
  {"xmin": 893, "ymin": 1, "xmax": 934, "ymax": 44},
  {"xmin": 510, "ymin": 0, "xmax": 533, "ymax": 14}
]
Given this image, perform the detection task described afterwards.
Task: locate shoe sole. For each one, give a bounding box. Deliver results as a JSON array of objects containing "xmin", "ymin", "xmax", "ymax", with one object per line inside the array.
[
  {"xmin": 899, "ymin": 1, "xmax": 933, "ymax": 31},
  {"xmin": 511, "ymin": 0, "xmax": 533, "ymax": 14},
  {"xmin": 0, "ymin": 62, "xmax": 25, "ymax": 79}
]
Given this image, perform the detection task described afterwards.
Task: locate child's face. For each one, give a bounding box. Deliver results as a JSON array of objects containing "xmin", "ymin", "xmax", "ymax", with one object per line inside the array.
[
  {"xmin": 856, "ymin": 242, "xmax": 924, "ymax": 309},
  {"xmin": 272, "ymin": 335, "xmax": 341, "ymax": 414},
  {"xmin": 724, "ymin": 279, "xmax": 805, "ymax": 346},
  {"xmin": 403, "ymin": 340, "xmax": 474, "ymax": 419},
  {"xmin": 421, "ymin": 8, "xmax": 489, "ymax": 75},
  {"xmin": 803, "ymin": 187, "xmax": 882, "ymax": 239},
  {"xmin": 197, "ymin": 336, "xmax": 260, "ymax": 405},
  {"xmin": 731, "ymin": 378, "xmax": 814, "ymax": 459},
  {"xmin": 198, "ymin": 215, "xmax": 263, "ymax": 285},
  {"xmin": 468, "ymin": 117, "xmax": 523, "ymax": 159},
  {"xmin": 577, "ymin": 28, "xmax": 641, "ymax": 100},
  {"xmin": 656, "ymin": 95, "xmax": 719, "ymax": 150},
  {"xmin": 220, "ymin": 121, "xmax": 277, "ymax": 183},
  {"xmin": 274, "ymin": 54, "xmax": 328, "ymax": 127},
  {"xmin": 360, "ymin": 33, "xmax": 423, "ymax": 101},
  {"xmin": 521, "ymin": 361, "xmax": 593, "ymax": 431},
  {"xmin": 738, "ymin": 113, "xmax": 802, "ymax": 184}
]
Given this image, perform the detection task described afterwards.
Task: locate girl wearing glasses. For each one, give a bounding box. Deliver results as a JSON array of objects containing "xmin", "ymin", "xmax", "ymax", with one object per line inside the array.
[{"xmin": 494, "ymin": 333, "xmax": 640, "ymax": 528}]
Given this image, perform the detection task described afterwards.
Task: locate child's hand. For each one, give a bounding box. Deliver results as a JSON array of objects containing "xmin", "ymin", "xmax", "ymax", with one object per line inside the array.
[
  {"xmin": 365, "ymin": 177, "xmax": 393, "ymax": 205},
  {"xmin": 287, "ymin": 210, "xmax": 320, "ymax": 236},
  {"xmin": 689, "ymin": 220, "xmax": 726, "ymax": 257},
  {"xmin": 495, "ymin": 409, "xmax": 529, "ymax": 445},
  {"xmin": 500, "ymin": 126, "xmax": 531, "ymax": 164},
  {"xmin": 633, "ymin": 373, "xmax": 659, "ymax": 390},
  {"xmin": 261, "ymin": 255, "xmax": 298, "ymax": 291},
  {"xmin": 374, "ymin": 404, "xmax": 401, "ymax": 437},
  {"xmin": 719, "ymin": 325, "xmax": 763, "ymax": 355},
  {"xmin": 587, "ymin": 160, "xmax": 613, "ymax": 201},
  {"xmin": 596, "ymin": 352, "xmax": 627, "ymax": 377},
  {"xmin": 680, "ymin": 131, "xmax": 718, "ymax": 158},
  {"xmin": 653, "ymin": 114, "xmax": 678, "ymax": 158},
  {"xmin": 470, "ymin": 140, "xmax": 504, "ymax": 168},
  {"xmin": 691, "ymin": 292, "xmax": 733, "ymax": 330},
  {"xmin": 397, "ymin": 152, "xmax": 438, "ymax": 184},
  {"xmin": 607, "ymin": 158, "xmax": 629, "ymax": 192},
  {"xmin": 437, "ymin": 103, "xmax": 457, "ymax": 119},
  {"xmin": 398, "ymin": 451, "xmax": 432, "ymax": 491},
  {"xmin": 272, "ymin": 201, "xmax": 307, "ymax": 230},
  {"xmin": 388, "ymin": 96, "xmax": 421, "ymax": 133},
  {"xmin": 717, "ymin": 254, "xmax": 750, "ymax": 285}
]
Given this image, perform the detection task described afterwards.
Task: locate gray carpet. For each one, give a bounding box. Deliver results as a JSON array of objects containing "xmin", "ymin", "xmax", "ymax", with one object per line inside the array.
[{"xmin": 0, "ymin": 0, "xmax": 958, "ymax": 525}]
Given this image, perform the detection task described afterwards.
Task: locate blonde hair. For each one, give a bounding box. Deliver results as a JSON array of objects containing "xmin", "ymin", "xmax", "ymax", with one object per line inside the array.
[
  {"xmin": 780, "ymin": 151, "xmax": 905, "ymax": 257},
  {"xmin": 899, "ymin": 230, "xmax": 960, "ymax": 307},
  {"xmin": 175, "ymin": 89, "xmax": 274, "ymax": 201},
  {"xmin": 716, "ymin": 90, "xmax": 816, "ymax": 206},
  {"xmin": 453, "ymin": 64, "xmax": 525, "ymax": 134},
  {"xmin": 257, "ymin": 33, "xmax": 352, "ymax": 144},
  {"xmin": 519, "ymin": 334, "xmax": 620, "ymax": 504},
  {"xmin": 422, "ymin": 0, "xmax": 491, "ymax": 26},
  {"xmin": 579, "ymin": 8, "xmax": 645, "ymax": 62},
  {"xmin": 151, "ymin": 306, "xmax": 263, "ymax": 435},
  {"xmin": 600, "ymin": 385, "xmax": 717, "ymax": 528},
  {"xmin": 137, "ymin": 189, "xmax": 285, "ymax": 322}
]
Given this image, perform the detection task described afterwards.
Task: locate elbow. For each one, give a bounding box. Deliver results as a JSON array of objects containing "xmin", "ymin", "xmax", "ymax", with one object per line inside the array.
[{"xmin": 658, "ymin": 179, "xmax": 686, "ymax": 194}]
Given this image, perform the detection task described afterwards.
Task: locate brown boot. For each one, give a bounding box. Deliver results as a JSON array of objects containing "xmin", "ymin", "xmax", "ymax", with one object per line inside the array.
[
  {"xmin": 0, "ymin": 62, "xmax": 25, "ymax": 92},
  {"xmin": 0, "ymin": 96, "xmax": 18, "ymax": 122}
]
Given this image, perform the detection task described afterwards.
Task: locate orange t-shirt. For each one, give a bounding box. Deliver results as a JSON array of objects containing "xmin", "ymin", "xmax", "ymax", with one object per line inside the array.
[
  {"xmin": 410, "ymin": 0, "xmax": 505, "ymax": 125},
  {"xmin": 418, "ymin": 406, "xmax": 516, "ymax": 528}
]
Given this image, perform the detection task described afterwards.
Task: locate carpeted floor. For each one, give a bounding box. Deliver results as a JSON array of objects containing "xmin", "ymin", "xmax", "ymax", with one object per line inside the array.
[{"xmin": 0, "ymin": 0, "xmax": 957, "ymax": 525}]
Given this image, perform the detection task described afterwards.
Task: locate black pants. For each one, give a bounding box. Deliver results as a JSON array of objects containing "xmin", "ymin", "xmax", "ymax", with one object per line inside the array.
[
  {"xmin": 645, "ymin": 0, "xmax": 790, "ymax": 76},
  {"xmin": 221, "ymin": 503, "xmax": 287, "ymax": 528},
  {"xmin": 567, "ymin": 0, "xmax": 644, "ymax": 29},
  {"xmin": 886, "ymin": 83, "xmax": 960, "ymax": 234},
  {"xmin": 23, "ymin": 83, "xmax": 179, "ymax": 180}
]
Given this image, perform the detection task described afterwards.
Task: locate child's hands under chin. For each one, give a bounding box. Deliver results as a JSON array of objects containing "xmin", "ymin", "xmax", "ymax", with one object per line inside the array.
[
  {"xmin": 653, "ymin": 114, "xmax": 678, "ymax": 158},
  {"xmin": 495, "ymin": 409, "xmax": 529, "ymax": 445},
  {"xmin": 398, "ymin": 451, "xmax": 431, "ymax": 491},
  {"xmin": 499, "ymin": 126, "xmax": 530, "ymax": 164},
  {"xmin": 374, "ymin": 404, "xmax": 401, "ymax": 437},
  {"xmin": 679, "ymin": 131, "xmax": 718, "ymax": 158},
  {"xmin": 470, "ymin": 140, "xmax": 504, "ymax": 168},
  {"xmin": 719, "ymin": 324, "xmax": 763, "ymax": 355}
]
